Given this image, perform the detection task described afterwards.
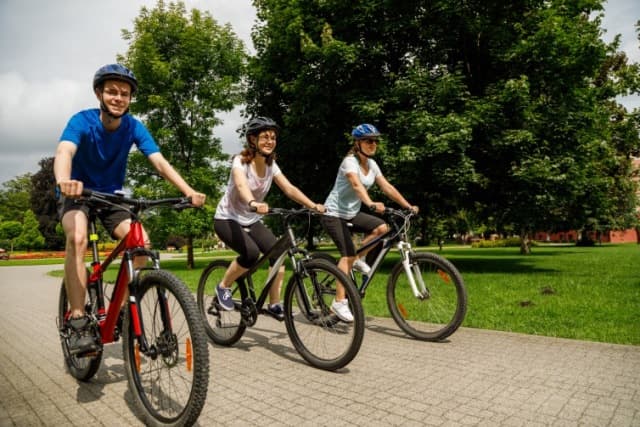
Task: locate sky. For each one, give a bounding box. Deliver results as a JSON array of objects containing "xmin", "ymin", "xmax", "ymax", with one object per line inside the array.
[{"xmin": 0, "ymin": 0, "xmax": 638, "ymax": 185}]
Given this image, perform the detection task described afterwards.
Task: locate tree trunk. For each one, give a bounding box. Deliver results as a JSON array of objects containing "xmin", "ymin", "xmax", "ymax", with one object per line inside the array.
[
  {"xmin": 520, "ymin": 229, "xmax": 531, "ymax": 255},
  {"xmin": 187, "ymin": 235, "xmax": 195, "ymax": 269}
]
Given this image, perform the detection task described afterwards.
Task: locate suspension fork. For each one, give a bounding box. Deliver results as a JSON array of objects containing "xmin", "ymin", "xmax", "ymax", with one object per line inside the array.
[
  {"xmin": 398, "ymin": 241, "xmax": 427, "ymax": 298},
  {"xmin": 125, "ymin": 250, "xmax": 160, "ymax": 354}
]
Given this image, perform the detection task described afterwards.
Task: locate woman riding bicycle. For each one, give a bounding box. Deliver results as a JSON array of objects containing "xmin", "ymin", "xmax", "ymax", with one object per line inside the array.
[
  {"xmin": 54, "ymin": 64, "xmax": 206, "ymax": 355},
  {"xmin": 214, "ymin": 117, "xmax": 325, "ymax": 320},
  {"xmin": 321, "ymin": 123, "xmax": 418, "ymax": 322}
]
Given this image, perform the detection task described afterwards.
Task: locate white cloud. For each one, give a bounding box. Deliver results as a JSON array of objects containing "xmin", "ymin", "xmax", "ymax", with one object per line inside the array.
[
  {"xmin": 0, "ymin": 0, "xmax": 256, "ymax": 184},
  {"xmin": 0, "ymin": 72, "xmax": 89, "ymax": 152}
]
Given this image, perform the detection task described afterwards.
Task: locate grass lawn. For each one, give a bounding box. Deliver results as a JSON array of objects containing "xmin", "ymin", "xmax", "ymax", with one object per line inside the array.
[{"xmin": 11, "ymin": 243, "xmax": 639, "ymax": 345}]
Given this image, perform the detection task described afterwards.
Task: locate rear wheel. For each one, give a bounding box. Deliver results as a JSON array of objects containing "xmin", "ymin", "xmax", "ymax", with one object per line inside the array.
[
  {"xmin": 387, "ymin": 252, "xmax": 467, "ymax": 341},
  {"xmin": 122, "ymin": 270, "xmax": 209, "ymax": 427},
  {"xmin": 196, "ymin": 260, "xmax": 246, "ymax": 346},
  {"xmin": 284, "ymin": 259, "xmax": 364, "ymax": 371},
  {"xmin": 57, "ymin": 279, "xmax": 102, "ymax": 381}
]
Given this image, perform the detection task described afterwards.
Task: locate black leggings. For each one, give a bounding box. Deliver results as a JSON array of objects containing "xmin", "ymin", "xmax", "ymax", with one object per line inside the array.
[{"xmin": 214, "ymin": 219, "xmax": 277, "ymax": 269}]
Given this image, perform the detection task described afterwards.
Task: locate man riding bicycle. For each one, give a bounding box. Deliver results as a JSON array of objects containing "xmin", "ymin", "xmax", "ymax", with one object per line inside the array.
[{"xmin": 53, "ymin": 64, "xmax": 206, "ymax": 355}]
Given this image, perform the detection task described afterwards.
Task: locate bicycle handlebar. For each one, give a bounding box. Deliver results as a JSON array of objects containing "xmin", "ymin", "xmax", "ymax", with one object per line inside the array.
[
  {"xmin": 79, "ymin": 189, "xmax": 195, "ymax": 213},
  {"xmin": 382, "ymin": 207, "xmax": 416, "ymax": 218}
]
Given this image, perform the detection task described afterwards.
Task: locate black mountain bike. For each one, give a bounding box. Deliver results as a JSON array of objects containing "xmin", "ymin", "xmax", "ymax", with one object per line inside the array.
[
  {"xmin": 57, "ymin": 190, "xmax": 209, "ymax": 426},
  {"xmin": 197, "ymin": 208, "xmax": 364, "ymax": 371},
  {"xmin": 313, "ymin": 208, "xmax": 467, "ymax": 341}
]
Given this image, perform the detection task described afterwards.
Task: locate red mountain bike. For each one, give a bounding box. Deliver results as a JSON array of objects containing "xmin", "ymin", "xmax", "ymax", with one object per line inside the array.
[{"xmin": 57, "ymin": 190, "xmax": 209, "ymax": 427}]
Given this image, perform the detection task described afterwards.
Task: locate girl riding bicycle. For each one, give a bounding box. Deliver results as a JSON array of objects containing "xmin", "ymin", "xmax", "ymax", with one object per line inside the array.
[
  {"xmin": 214, "ymin": 117, "xmax": 325, "ymax": 320},
  {"xmin": 321, "ymin": 123, "xmax": 418, "ymax": 322}
]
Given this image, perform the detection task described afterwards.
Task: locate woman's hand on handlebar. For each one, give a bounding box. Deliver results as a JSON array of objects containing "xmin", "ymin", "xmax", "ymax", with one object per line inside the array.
[
  {"xmin": 250, "ymin": 200, "xmax": 269, "ymax": 214},
  {"xmin": 188, "ymin": 191, "xmax": 207, "ymax": 207},
  {"xmin": 312, "ymin": 203, "xmax": 326, "ymax": 214},
  {"xmin": 369, "ymin": 202, "xmax": 386, "ymax": 214}
]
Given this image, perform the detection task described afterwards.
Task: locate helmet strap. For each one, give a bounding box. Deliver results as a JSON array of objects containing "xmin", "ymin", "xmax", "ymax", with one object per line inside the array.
[{"xmin": 355, "ymin": 142, "xmax": 373, "ymax": 159}]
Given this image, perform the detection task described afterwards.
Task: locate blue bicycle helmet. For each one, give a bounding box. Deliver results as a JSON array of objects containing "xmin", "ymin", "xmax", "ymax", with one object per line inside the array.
[
  {"xmin": 93, "ymin": 64, "xmax": 138, "ymax": 94},
  {"xmin": 351, "ymin": 123, "xmax": 381, "ymax": 140}
]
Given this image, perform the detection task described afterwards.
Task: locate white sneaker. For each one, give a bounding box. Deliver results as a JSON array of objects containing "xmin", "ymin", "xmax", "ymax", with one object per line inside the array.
[
  {"xmin": 352, "ymin": 258, "xmax": 371, "ymax": 275},
  {"xmin": 331, "ymin": 299, "xmax": 354, "ymax": 323}
]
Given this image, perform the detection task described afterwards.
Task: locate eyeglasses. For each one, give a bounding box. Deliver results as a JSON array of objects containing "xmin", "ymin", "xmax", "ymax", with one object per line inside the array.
[{"xmin": 361, "ymin": 139, "xmax": 379, "ymax": 145}]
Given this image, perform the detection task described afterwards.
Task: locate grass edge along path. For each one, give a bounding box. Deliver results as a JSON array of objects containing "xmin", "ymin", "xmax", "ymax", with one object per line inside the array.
[{"xmin": 18, "ymin": 244, "xmax": 640, "ymax": 345}]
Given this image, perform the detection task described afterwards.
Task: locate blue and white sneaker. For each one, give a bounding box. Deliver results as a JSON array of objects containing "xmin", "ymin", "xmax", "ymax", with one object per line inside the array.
[
  {"xmin": 216, "ymin": 284, "xmax": 234, "ymax": 311},
  {"xmin": 266, "ymin": 303, "xmax": 285, "ymax": 321}
]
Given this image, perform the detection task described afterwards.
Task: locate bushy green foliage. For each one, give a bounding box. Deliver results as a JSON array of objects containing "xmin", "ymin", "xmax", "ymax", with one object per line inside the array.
[{"xmin": 471, "ymin": 237, "xmax": 532, "ymax": 248}]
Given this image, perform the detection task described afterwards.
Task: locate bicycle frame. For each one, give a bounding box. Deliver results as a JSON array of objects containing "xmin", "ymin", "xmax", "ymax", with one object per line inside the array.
[
  {"xmin": 64, "ymin": 189, "xmax": 196, "ymax": 358},
  {"xmin": 231, "ymin": 211, "xmax": 310, "ymax": 321},
  {"xmin": 82, "ymin": 213, "xmax": 156, "ymax": 348},
  {"xmin": 351, "ymin": 209, "xmax": 427, "ymax": 299}
]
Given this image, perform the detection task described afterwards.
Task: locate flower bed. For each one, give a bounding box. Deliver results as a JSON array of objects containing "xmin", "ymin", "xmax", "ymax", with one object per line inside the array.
[{"xmin": 8, "ymin": 251, "xmax": 113, "ymax": 260}]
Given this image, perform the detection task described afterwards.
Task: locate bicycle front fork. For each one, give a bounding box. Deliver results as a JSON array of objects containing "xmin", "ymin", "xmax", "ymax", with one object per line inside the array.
[{"xmin": 398, "ymin": 242, "xmax": 428, "ymax": 299}]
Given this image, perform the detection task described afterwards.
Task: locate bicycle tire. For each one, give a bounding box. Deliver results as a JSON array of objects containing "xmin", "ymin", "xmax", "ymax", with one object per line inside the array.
[
  {"xmin": 309, "ymin": 251, "xmax": 337, "ymax": 265},
  {"xmin": 387, "ymin": 252, "xmax": 467, "ymax": 341},
  {"xmin": 57, "ymin": 279, "xmax": 102, "ymax": 381},
  {"xmin": 122, "ymin": 270, "xmax": 209, "ymax": 427},
  {"xmin": 196, "ymin": 259, "xmax": 247, "ymax": 346},
  {"xmin": 284, "ymin": 258, "xmax": 365, "ymax": 371}
]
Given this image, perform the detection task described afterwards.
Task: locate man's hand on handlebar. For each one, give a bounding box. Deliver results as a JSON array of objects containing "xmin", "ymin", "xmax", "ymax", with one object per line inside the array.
[{"xmin": 56, "ymin": 179, "xmax": 84, "ymax": 198}]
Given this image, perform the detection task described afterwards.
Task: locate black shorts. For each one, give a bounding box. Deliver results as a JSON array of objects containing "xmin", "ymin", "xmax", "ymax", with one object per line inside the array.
[
  {"xmin": 57, "ymin": 196, "xmax": 131, "ymax": 239},
  {"xmin": 320, "ymin": 212, "xmax": 385, "ymax": 257}
]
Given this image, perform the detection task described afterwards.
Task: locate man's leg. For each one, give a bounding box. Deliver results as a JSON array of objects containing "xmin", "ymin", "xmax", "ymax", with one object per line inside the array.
[{"xmin": 61, "ymin": 210, "xmax": 89, "ymax": 318}]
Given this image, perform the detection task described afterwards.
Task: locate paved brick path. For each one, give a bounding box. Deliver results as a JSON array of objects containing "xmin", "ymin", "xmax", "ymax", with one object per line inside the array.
[{"xmin": 0, "ymin": 264, "xmax": 638, "ymax": 426}]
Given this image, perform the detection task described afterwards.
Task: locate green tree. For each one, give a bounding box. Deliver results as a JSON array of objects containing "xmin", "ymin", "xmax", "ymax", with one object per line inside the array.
[
  {"xmin": 30, "ymin": 157, "xmax": 63, "ymax": 250},
  {"xmin": 0, "ymin": 221, "xmax": 23, "ymax": 252},
  {"xmin": 248, "ymin": 0, "xmax": 640, "ymax": 253},
  {"xmin": 0, "ymin": 174, "xmax": 32, "ymax": 223},
  {"xmin": 119, "ymin": 0, "xmax": 247, "ymax": 267},
  {"xmin": 15, "ymin": 210, "xmax": 45, "ymax": 251}
]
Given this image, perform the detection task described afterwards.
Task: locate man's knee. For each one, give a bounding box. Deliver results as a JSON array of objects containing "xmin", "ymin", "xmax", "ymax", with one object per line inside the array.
[{"xmin": 66, "ymin": 232, "xmax": 87, "ymax": 251}]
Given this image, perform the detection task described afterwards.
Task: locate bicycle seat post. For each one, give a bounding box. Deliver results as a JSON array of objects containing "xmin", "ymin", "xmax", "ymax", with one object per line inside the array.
[{"xmin": 87, "ymin": 212, "xmax": 106, "ymax": 322}]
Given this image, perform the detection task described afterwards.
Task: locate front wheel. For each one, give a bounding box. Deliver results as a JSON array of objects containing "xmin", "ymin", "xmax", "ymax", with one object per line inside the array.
[
  {"xmin": 387, "ymin": 252, "xmax": 467, "ymax": 341},
  {"xmin": 284, "ymin": 259, "xmax": 365, "ymax": 371},
  {"xmin": 122, "ymin": 270, "xmax": 209, "ymax": 427}
]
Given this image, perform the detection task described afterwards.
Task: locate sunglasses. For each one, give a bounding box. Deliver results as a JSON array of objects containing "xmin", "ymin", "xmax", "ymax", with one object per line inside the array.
[{"xmin": 361, "ymin": 138, "xmax": 379, "ymax": 145}]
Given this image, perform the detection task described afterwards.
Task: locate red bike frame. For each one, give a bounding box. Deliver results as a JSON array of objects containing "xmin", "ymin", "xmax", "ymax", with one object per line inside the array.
[{"xmin": 84, "ymin": 219, "xmax": 147, "ymax": 344}]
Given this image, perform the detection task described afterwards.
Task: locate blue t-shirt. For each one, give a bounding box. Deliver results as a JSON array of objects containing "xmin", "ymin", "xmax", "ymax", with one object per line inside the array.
[{"xmin": 59, "ymin": 109, "xmax": 160, "ymax": 193}]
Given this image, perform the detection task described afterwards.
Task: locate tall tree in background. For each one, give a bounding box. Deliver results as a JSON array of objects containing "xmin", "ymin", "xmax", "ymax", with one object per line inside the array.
[
  {"xmin": 30, "ymin": 157, "xmax": 63, "ymax": 250},
  {"xmin": 120, "ymin": 0, "xmax": 247, "ymax": 267},
  {"xmin": 0, "ymin": 174, "xmax": 32, "ymax": 223},
  {"xmin": 247, "ymin": 0, "xmax": 640, "ymax": 252}
]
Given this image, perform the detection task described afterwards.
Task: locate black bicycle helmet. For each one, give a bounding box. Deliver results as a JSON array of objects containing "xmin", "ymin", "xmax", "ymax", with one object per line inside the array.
[
  {"xmin": 245, "ymin": 116, "xmax": 280, "ymax": 139},
  {"xmin": 93, "ymin": 64, "xmax": 138, "ymax": 94}
]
